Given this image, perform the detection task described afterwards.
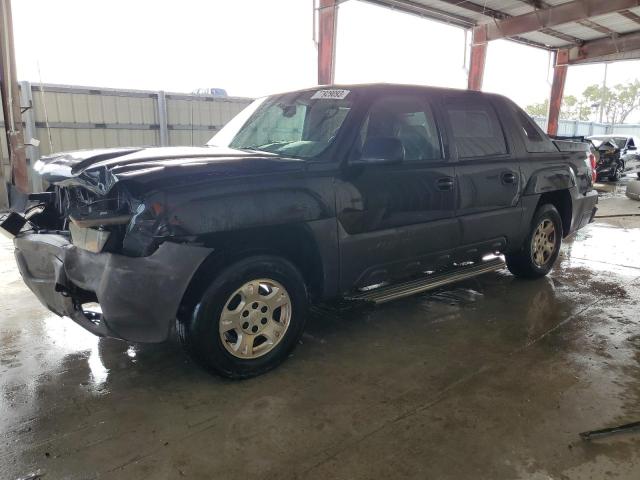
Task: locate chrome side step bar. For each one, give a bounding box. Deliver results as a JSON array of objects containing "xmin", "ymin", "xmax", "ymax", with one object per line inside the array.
[{"xmin": 347, "ymin": 257, "xmax": 505, "ymax": 304}]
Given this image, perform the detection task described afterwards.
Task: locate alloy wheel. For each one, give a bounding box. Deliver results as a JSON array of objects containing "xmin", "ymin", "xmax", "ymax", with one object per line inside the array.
[
  {"xmin": 218, "ymin": 279, "xmax": 292, "ymax": 359},
  {"xmin": 531, "ymin": 219, "xmax": 557, "ymax": 268}
]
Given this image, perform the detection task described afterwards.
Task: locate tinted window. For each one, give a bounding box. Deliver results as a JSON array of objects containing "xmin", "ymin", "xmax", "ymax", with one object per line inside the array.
[
  {"xmin": 516, "ymin": 110, "xmax": 543, "ymax": 142},
  {"xmin": 444, "ymin": 98, "xmax": 507, "ymax": 158},
  {"xmin": 512, "ymin": 107, "xmax": 556, "ymax": 153},
  {"xmin": 358, "ymin": 95, "xmax": 441, "ymax": 162}
]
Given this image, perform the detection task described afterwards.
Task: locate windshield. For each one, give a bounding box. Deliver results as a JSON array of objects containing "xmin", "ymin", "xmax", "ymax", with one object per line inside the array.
[{"xmin": 208, "ymin": 89, "xmax": 354, "ymax": 158}]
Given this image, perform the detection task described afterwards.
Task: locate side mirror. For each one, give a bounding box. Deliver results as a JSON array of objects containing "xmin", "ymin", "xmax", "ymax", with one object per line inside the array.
[
  {"xmin": 354, "ymin": 137, "xmax": 404, "ymax": 165},
  {"xmin": 627, "ymin": 145, "xmax": 637, "ymax": 151}
]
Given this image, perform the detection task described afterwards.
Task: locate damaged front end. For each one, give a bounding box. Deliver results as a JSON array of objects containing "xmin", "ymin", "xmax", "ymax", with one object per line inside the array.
[
  {"xmin": 593, "ymin": 140, "xmax": 622, "ymax": 179},
  {"xmin": 4, "ymin": 149, "xmax": 212, "ymax": 342}
]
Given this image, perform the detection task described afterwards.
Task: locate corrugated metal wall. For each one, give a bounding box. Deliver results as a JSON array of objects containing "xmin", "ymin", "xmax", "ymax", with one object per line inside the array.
[
  {"xmin": 26, "ymin": 84, "xmax": 251, "ymax": 156},
  {"xmin": 0, "ymin": 83, "xmax": 251, "ymax": 192},
  {"xmin": 31, "ymin": 86, "xmax": 161, "ymax": 154},
  {"xmin": 165, "ymin": 93, "xmax": 249, "ymax": 147},
  {"xmin": 532, "ymin": 116, "xmax": 640, "ymax": 137}
]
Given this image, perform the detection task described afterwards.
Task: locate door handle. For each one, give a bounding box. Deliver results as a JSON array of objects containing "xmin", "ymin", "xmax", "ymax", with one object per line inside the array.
[
  {"xmin": 436, "ymin": 177, "xmax": 455, "ymax": 191},
  {"xmin": 501, "ymin": 172, "xmax": 517, "ymax": 185}
]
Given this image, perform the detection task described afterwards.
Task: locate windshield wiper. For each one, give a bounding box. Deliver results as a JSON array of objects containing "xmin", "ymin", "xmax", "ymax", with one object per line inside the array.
[{"xmin": 239, "ymin": 141, "xmax": 292, "ymax": 152}]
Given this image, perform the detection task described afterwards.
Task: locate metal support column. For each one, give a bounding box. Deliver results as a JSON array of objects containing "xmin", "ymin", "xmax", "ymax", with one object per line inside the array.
[
  {"xmin": 19, "ymin": 81, "xmax": 43, "ymax": 193},
  {"xmin": 317, "ymin": 0, "xmax": 338, "ymax": 85},
  {"xmin": 157, "ymin": 90, "xmax": 169, "ymax": 147},
  {"xmin": 0, "ymin": 143, "xmax": 7, "ymax": 210},
  {"xmin": 0, "ymin": 0, "xmax": 29, "ymax": 196},
  {"xmin": 468, "ymin": 26, "xmax": 487, "ymax": 91},
  {"xmin": 547, "ymin": 51, "xmax": 568, "ymax": 136}
]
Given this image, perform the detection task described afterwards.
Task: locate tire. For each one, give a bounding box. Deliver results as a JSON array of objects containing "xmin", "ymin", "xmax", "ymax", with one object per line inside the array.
[
  {"xmin": 609, "ymin": 162, "xmax": 623, "ymax": 181},
  {"xmin": 506, "ymin": 204, "xmax": 563, "ymax": 279},
  {"xmin": 178, "ymin": 255, "xmax": 308, "ymax": 379}
]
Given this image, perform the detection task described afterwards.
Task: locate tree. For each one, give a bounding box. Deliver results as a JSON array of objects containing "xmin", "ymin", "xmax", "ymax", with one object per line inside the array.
[
  {"xmin": 525, "ymin": 80, "xmax": 640, "ymax": 124},
  {"xmin": 582, "ymin": 81, "xmax": 640, "ymax": 124},
  {"xmin": 560, "ymin": 95, "xmax": 592, "ymax": 121},
  {"xmin": 525, "ymin": 99, "xmax": 549, "ymax": 118},
  {"xmin": 524, "ymin": 96, "xmax": 591, "ymax": 121}
]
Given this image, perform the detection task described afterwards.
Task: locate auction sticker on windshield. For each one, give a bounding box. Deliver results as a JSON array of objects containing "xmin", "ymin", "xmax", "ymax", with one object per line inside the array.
[{"xmin": 311, "ymin": 89, "xmax": 350, "ymax": 100}]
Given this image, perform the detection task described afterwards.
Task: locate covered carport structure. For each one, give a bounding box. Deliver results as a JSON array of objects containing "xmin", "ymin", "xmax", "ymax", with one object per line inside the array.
[{"xmin": 316, "ymin": 0, "xmax": 640, "ymax": 136}]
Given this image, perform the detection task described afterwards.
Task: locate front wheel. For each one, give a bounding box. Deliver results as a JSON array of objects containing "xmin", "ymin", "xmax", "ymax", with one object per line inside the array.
[
  {"xmin": 609, "ymin": 162, "xmax": 624, "ymax": 181},
  {"xmin": 506, "ymin": 204, "xmax": 563, "ymax": 279},
  {"xmin": 178, "ymin": 255, "xmax": 308, "ymax": 379}
]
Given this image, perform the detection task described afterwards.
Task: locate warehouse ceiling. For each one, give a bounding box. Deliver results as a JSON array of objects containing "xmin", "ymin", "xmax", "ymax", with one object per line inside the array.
[{"xmin": 363, "ymin": 0, "xmax": 640, "ymax": 63}]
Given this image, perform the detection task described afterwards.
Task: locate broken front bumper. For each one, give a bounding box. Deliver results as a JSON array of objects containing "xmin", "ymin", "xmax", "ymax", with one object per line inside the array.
[{"xmin": 13, "ymin": 233, "xmax": 211, "ymax": 342}]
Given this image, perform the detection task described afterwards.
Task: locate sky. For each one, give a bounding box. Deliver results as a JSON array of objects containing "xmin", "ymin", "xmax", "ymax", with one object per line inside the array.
[{"xmin": 11, "ymin": 0, "xmax": 640, "ymax": 122}]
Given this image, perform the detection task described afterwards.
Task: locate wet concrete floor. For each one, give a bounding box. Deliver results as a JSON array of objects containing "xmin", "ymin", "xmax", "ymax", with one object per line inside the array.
[{"xmin": 2, "ymin": 192, "xmax": 640, "ymax": 479}]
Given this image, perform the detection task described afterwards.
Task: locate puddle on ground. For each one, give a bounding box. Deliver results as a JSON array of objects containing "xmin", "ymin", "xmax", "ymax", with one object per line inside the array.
[
  {"xmin": 562, "ymin": 222, "xmax": 640, "ymax": 274},
  {"xmin": 594, "ymin": 176, "xmax": 636, "ymax": 198}
]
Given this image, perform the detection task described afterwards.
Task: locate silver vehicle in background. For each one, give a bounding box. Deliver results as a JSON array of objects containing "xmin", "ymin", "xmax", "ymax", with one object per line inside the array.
[{"xmin": 587, "ymin": 134, "xmax": 640, "ymax": 180}]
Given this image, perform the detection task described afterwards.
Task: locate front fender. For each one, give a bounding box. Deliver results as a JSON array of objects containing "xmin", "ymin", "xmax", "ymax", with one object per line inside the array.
[{"xmin": 167, "ymin": 186, "xmax": 331, "ymax": 235}]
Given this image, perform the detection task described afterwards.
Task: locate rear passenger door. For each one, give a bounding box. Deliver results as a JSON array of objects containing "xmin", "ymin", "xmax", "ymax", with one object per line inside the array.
[{"xmin": 441, "ymin": 94, "xmax": 522, "ymax": 254}]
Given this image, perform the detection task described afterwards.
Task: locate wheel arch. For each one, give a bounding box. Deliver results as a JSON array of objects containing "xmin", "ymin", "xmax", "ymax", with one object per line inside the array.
[
  {"xmin": 177, "ymin": 224, "xmax": 326, "ymax": 321},
  {"xmin": 536, "ymin": 189, "xmax": 572, "ymax": 237}
]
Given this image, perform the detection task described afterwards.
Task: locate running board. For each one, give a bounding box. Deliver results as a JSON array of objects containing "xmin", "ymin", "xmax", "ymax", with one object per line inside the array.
[{"xmin": 347, "ymin": 257, "xmax": 505, "ymax": 304}]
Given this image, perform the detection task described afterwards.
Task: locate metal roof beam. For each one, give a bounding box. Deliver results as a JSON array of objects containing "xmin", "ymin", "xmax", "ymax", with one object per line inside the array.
[
  {"xmin": 557, "ymin": 29, "xmax": 640, "ymax": 64},
  {"xmin": 437, "ymin": 0, "xmax": 509, "ymax": 20},
  {"xmin": 576, "ymin": 18, "xmax": 617, "ymax": 36},
  {"xmin": 363, "ymin": 0, "xmax": 476, "ymax": 29},
  {"xmin": 516, "ymin": 0, "xmax": 615, "ymax": 39},
  {"xmin": 479, "ymin": 0, "xmax": 640, "ymax": 42},
  {"xmin": 445, "ymin": 0, "xmax": 583, "ymax": 45},
  {"xmin": 362, "ymin": 0, "xmax": 574, "ymax": 48},
  {"xmin": 619, "ymin": 9, "xmax": 640, "ymax": 25}
]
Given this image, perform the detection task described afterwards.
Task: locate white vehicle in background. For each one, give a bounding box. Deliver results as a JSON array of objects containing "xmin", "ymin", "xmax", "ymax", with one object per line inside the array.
[{"xmin": 587, "ymin": 134, "xmax": 640, "ymax": 180}]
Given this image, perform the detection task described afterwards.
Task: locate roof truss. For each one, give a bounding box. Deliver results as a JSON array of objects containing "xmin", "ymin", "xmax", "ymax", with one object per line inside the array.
[
  {"xmin": 362, "ymin": 0, "xmax": 640, "ymax": 62},
  {"xmin": 477, "ymin": 0, "xmax": 640, "ymax": 43},
  {"xmin": 558, "ymin": 29, "xmax": 640, "ymax": 64}
]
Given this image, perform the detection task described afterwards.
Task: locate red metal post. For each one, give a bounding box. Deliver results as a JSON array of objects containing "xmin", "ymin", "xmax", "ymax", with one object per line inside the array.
[
  {"xmin": 468, "ymin": 26, "xmax": 487, "ymax": 91},
  {"xmin": 0, "ymin": 0, "xmax": 29, "ymax": 194},
  {"xmin": 547, "ymin": 51, "xmax": 568, "ymax": 136},
  {"xmin": 317, "ymin": 0, "xmax": 338, "ymax": 85}
]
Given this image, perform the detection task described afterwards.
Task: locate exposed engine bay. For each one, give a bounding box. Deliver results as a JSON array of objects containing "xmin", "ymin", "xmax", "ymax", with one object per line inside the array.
[{"xmin": 23, "ymin": 183, "xmax": 158, "ymax": 256}]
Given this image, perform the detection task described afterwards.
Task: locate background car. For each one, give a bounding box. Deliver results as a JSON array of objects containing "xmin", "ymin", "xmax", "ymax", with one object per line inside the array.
[{"xmin": 587, "ymin": 134, "xmax": 640, "ymax": 180}]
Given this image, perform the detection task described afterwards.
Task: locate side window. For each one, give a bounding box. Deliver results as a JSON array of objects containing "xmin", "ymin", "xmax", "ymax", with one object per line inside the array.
[
  {"xmin": 444, "ymin": 98, "xmax": 507, "ymax": 158},
  {"xmin": 513, "ymin": 106, "xmax": 556, "ymax": 153},
  {"xmin": 516, "ymin": 110, "xmax": 543, "ymax": 142},
  {"xmin": 358, "ymin": 95, "xmax": 442, "ymax": 162}
]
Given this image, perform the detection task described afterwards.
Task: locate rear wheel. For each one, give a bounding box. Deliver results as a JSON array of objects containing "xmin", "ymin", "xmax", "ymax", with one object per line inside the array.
[
  {"xmin": 506, "ymin": 204, "xmax": 563, "ymax": 279},
  {"xmin": 178, "ymin": 255, "xmax": 308, "ymax": 379}
]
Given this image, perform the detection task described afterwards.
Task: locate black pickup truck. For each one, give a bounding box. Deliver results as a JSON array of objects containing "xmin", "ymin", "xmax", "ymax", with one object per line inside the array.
[{"xmin": 4, "ymin": 84, "xmax": 598, "ymax": 378}]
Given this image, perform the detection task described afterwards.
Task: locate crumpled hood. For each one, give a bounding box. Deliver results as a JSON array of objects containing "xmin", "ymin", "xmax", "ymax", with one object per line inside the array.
[{"xmin": 35, "ymin": 146, "xmax": 305, "ymax": 195}]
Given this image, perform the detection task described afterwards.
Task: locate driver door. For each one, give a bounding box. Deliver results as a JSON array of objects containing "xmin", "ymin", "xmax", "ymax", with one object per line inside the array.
[{"xmin": 335, "ymin": 92, "xmax": 458, "ymax": 291}]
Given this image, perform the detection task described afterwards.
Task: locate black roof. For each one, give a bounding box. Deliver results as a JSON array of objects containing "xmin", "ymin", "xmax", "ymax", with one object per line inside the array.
[{"xmin": 273, "ymin": 82, "xmax": 509, "ymax": 102}]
